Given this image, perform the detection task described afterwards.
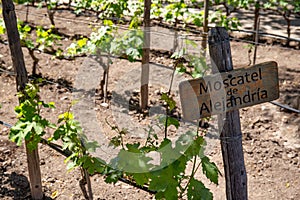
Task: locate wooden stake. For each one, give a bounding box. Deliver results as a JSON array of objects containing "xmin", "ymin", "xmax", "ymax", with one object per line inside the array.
[
  {"xmin": 141, "ymin": 0, "xmax": 151, "ymax": 110},
  {"xmin": 201, "ymin": 0, "xmax": 209, "ymax": 54},
  {"xmin": 253, "ymin": 18, "xmax": 260, "ymax": 65},
  {"xmin": 208, "ymin": 27, "xmax": 248, "ymax": 200},
  {"xmin": 253, "ymin": 1, "xmax": 260, "ymax": 41},
  {"xmin": 25, "ymin": 145, "xmax": 43, "ymax": 199},
  {"xmin": 2, "ymin": 0, "xmax": 43, "ymax": 199}
]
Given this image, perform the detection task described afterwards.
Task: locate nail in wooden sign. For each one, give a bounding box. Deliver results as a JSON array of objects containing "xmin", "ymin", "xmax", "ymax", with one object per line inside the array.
[{"xmin": 179, "ymin": 61, "xmax": 279, "ymax": 121}]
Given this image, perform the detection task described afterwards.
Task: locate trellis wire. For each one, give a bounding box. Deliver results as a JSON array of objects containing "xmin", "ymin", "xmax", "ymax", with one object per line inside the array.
[{"xmin": 13, "ymin": 7, "xmax": 300, "ymax": 46}]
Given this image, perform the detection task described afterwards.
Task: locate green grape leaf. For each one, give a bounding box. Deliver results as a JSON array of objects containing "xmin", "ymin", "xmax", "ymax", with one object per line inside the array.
[
  {"xmin": 9, "ymin": 126, "xmax": 24, "ymax": 146},
  {"xmin": 159, "ymin": 138, "xmax": 171, "ymax": 149},
  {"xmin": 23, "ymin": 24, "xmax": 31, "ymax": 32},
  {"xmin": 53, "ymin": 127, "xmax": 64, "ymax": 140},
  {"xmin": 84, "ymin": 140, "xmax": 100, "ymax": 153},
  {"xmin": 201, "ymin": 156, "xmax": 219, "ymax": 185},
  {"xmin": 93, "ymin": 157, "xmax": 106, "ymax": 174},
  {"xmin": 82, "ymin": 156, "xmax": 99, "ymax": 174},
  {"xmin": 132, "ymin": 172, "xmax": 150, "ymax": 186},
  {"xmin": 193, "ymin": 16, "xmax": 203, "ymax": 27},
  {"xmin": 163, "ymin": 184, "xmax": 178, "ymax": 200},
  {"xmin": 42, "ymin": 101, "xmax": 55, "ymax": 109},
  {"xmin": 149, "ymin": 167, "xmax": 179, "ymax": 199},
  {"xmin": 176, "ymin": 65, "xmax": 186, "ymax": 74},
  {"xmin": 66, "ymin": 161, "xmax": 77, "ymax": 171},
  {"xmin": 187, "ymin": 178, "xmax": 212, "ymax": 200},
  {"xmin": 116, "ymin": 149, "xmax": 153, "ymax": 172},
  {"xmin": 161, "ymin": 93, "xmax": 176, "ymax": 111},
  {"xmin": 184, "ymin": 135, "xmax": 204, "ymax": 159},
  {"xmin": 77, "ymin": 38, "xmax": 88, "ymax": 48},
  {"xmin": 105, "ymin": 170, "xmax": 122, "ymax": 184},
  {"xmin": 109, "ymin": 136, "xmax": 122, "ymax": 147},
  {"xmin": 158, "ymin": 115, "xmax": 180, "ymax": 129},
  {"xmin": 126, "ymin": 143, "xmax": 141, "ymax": 153},
  {"xmin": 0, "ymin": 25, "xmax": 5, "ymax": 35},
  {"xmin": 148, "ymin": 173, "xmax": 168, "ymax": 191},
  {"xmin": 33, "ymin": 122, "xmax": 43, "ymax": 135}
]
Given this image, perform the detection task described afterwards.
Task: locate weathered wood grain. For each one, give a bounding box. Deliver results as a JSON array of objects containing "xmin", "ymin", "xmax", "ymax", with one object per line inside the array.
[
  {"xmin": 209, "ymin": 27, "xmax": 248, "ymax": 200},
  {"xmin": 179, "ymin": 61, "xmax": 279, "ymax": 120}
]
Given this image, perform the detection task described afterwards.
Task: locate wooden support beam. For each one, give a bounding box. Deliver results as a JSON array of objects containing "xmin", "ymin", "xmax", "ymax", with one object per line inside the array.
[
  {"xmin": 208, "ymin": 27, "xmax": 248, "ymax": 200},
  {"xmin": 141, "ymin": 0, "xmax": 151, "ymax": 110},
  {"xmin": 201, "ymin": 0, "xmax": 209, "ymax": 54},
  {"xmin": 2, "ymin": 0, "xmax": 43, "ymax": 199}
]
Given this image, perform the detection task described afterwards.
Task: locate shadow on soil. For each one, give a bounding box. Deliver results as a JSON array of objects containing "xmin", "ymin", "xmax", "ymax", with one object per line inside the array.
[
  {"xmin": 0, "ymin": 172, "xmax": 30, "ymax": 199},
  {"xmin": 0, "ymin": 172, "xmax": 52, "ymax": 200}
]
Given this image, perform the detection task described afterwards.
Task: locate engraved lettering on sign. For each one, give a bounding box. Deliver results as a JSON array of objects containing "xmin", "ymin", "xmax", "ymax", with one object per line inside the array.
[{"xmin": 179, "ymin": 61, "xmax": 279, "ymax": 120}]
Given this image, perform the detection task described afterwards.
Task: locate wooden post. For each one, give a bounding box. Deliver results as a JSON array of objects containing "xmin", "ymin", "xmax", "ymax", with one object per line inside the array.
[
  {"xmin": 2, "ymin": 0, "xmax": 43, "ymax": 199},
  {"xmin": 253, "ymin": 1, "xmax": 260, "ymax": 41},
  {"xmin": 208, "ymin": 27, "xmax": 248, "ymax": 200},
  {"xmin": 201, "ymin": 0, "xmax": 209, "ymax": 54},
  {"xmin": 141, "ymin": 0, "xmax": 151, "ymax": 110},
  {"xmin": 253, "ymin": 18, "xmax": 260, "ymax": 65}
]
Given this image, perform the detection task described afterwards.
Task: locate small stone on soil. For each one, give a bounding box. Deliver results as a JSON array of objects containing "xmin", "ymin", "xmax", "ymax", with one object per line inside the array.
[{"xmin": 100, "ymin": 102, "xmax": 109, "ymax": 108}]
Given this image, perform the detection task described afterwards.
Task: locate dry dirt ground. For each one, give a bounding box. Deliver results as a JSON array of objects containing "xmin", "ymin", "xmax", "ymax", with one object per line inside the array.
[{"xmin": 0, "ymin": 4, "xmax": 299, "ymax": 200}]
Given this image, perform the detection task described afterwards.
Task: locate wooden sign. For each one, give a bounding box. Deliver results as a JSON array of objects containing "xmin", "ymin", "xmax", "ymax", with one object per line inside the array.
[{"xmin": 179, "ymin": 61, "xmax": 279, "ymax": 121}]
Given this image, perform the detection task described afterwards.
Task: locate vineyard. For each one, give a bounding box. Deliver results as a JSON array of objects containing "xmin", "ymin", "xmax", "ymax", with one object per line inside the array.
[{"xmin": 0, "ymin": 0, "xmax": 299, "ymax": 200}]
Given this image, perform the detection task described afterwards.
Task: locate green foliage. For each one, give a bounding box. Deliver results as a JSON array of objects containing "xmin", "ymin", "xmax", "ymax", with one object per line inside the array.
[
  {"xmin": 10, "ymin": 82, "xmax": 56, "ymax": 151},
  {"xmin": 159, "ymin": 115, "xmax": 180, "ymax": 129},
  {"xmin": 35, "ymin": 26, "xmax": 61, "ymax": 52},
  {"xmin": 73, "ymin": 0, "xmax": 93, "ymax": 14},
  {"xmin": 187, "ymin": 178, "xmax": 213, "ymax": 200},
  {"xmin": 16, "ymin": 22, "xmax": 62, "ymax": 74},
  {"xmin": 0, "ymin": 18, "xmax": 6, "ymax": 35},
  {"xmin": 161, "ymin": 92, "xmax": 176, "ymax": 111},
  {"xmin": 201, "ymin": 156, "xmax": 219, "ymax": 184},
  {"xmin": 149, "ymin": 0, "xmax": 241, "ymax": 29},
  {"xmin": 66, "ymin": 24, "xmax": 115, "ymax": 56},
  {"xmin": 46, "ymin": 0, "xmax": 58, "ymax": 10},
  {"xmin": 17, "ymin": 22, "xmax": 34, "ymax": 49},
  {"xmin": 213, "ymin": 0, "xmax": 255, "ymax": 10},
  {"xmin": 110, "ymin": 29, "xmax": 144, "ymax": 61},
  {"xmin": 8, "ymin": 47, "xmax": 220, "ymax": 200},
  {"xmin": 11, "ymin": 0, "xmax": 300, "ymax": 41},
  {"xmin": 0, "ymin": 19, "xmax": 61, "ymax": 58},
  {"xmin": 151, "ymin": 0, "xmax": 163, "ymax": 19},
  {"xmin": 67, "ymin": 24, "xmax": 143, "ymax": 61},
  {"xmin": 102, "ymin": 0, "xmax": 128, "ymax": 20},
  {"xmin": 163, "ymin": 0, "xmax": 188, "ymax": 24},
  {"xmin": 116, "ymin": 130, "xmax": 218, "ymax": 199},
  {"xmin": 209, "ymin": 10, "xmax": 240, "ymax": 30},
  {"xmin": 9, "ymin": 83, "xmax": 106, "ymax": 175},
  {"xmin": 51, "ymin": 112, "xmax": 105, "ymax": 174},
  {"xmin": 262, "ymin": 0, "xmax": 300, "ymax": 14},
  {"xmin": 3, "ymin": 1, "xmax": 254, "ymax": 199},
  {"xmin": 191, "ymin": 12, "xmax": 204, "ymax": 27},
  {"xmin": 126, "ymin": 0, "xmax": 144, "ymax": 28},
  {"xmin": 17, "ymin": 22, "xmax": 62, "ymax": 54},
  {"xmin": 105, "ymin": 92, "xmax": 220, "ymax": 199},
  {"xmin": 171, "ymin": 43, "xmax": 209, "ymax": 78}
]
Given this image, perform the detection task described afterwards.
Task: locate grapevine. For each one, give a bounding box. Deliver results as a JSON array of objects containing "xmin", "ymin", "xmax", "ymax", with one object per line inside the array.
[{"xmin": 9, "ymin": 81, "xmax": 220, "ymax": 199}]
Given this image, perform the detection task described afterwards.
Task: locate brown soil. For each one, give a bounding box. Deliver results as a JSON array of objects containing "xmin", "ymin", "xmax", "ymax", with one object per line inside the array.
[{"xmin": 0, "ymin": 4, "xmax": 299, "ymax": 200}]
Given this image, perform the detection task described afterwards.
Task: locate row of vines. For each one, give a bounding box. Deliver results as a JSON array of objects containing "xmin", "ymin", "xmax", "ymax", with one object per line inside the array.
[
  {"xmin": 0, "ymin": 0, "xmax": 298, "ymax": 103},
  {"xmin": 1, "ymin": 0, "xmax": 299, "ymax": 200},
  {"xmin": 1, "ymin": 0, "xmax": 299, "ymax": 78}
]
